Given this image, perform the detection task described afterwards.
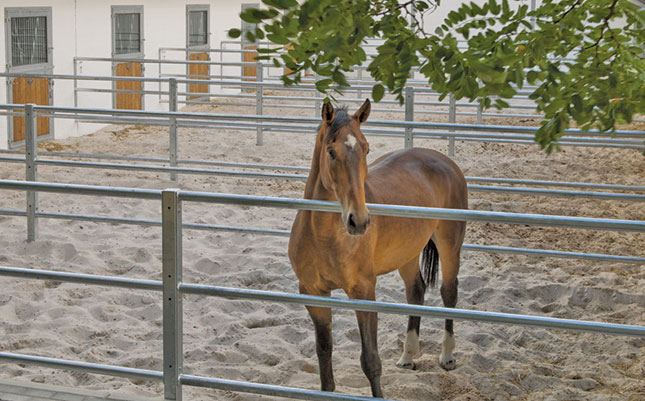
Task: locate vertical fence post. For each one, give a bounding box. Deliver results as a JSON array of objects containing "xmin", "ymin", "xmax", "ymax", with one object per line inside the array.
[
  {"xmin": 357, "ymin": 68, "xmax": 363, "ymax": 99},
  {"xmin": 73, "ymin": 60, "xmax": 78, "ymax": 108},
  {"xmin": 404, "ymin": 87, "xmax": 414, "ymax": 149},
  {"xmin": 448, "ymin": 93, "xmax": 456, "ymax": 156},
  {"xmin": 169, "ymin": 79, "xmax": 178, "ymax": 182},
  {"xmin": 477, "ymin": 102, "xmax": 483, "ymax": 124},
  {"xmin": 25, "ymin": 104, "xmax": 38, "ymax": 243},
  {"xmin": 162, "ymin": 189, "xmax": 183, "ymax": 401},
  {"xmin": 159, "ymin": 48, "xmax": 164, "ymax": 103},
  {"xmin": 256, "ymin": 62, "xmax": 264, "ymax": 146}
]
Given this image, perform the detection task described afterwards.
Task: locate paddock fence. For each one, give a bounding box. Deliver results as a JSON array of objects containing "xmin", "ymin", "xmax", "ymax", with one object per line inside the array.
[
  {"xmin": 0, "ymin": 179, "xmax": 644, "ymax": 401},
  {"xmin": 82, "ymin": 47, "xmax": 645, "ymax": 122},
  {"xmin": 0, "ymin": 105, "xmax": 645, "ymax": 264},
  {"xmin": 5, "ymin": 55, "xmax": 645, "ymax": 152},
  {"xmin": 1, "ymin": 103, "xmax": 644, "ymax": 266}
]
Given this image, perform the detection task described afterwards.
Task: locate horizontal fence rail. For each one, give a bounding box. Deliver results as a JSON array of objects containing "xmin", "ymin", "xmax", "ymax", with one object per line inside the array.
[
  {"xmin": 1, "ymin": 208, "xmax": 643, "ymax": 265},
  {"xmin": 0, "ymin": 181, "xmax": 643, "ymax": 401},
  {"xmin": 2, "ymin": 70, "xmax": 645, "ymax": 153},
  {"xmin": 2, "ymin": 103, "xmax": 644, "ymax": 140},
  {"xmin": 1, "ymin": 212, "xmax": 642, "ymax": 266},
  {"xmin": 178, "ymin": 375, "xmax": 385, "ymax": 401},
  {"xmin": 2, "ymin": 180, "xmax": 644, "ymax": 232},
  {"xmin": 3, "ymin": 264, "xmax": 642, "ymax": 337},
  {"xmin": 5, "ymin": 156, "xmax": 643, "ymax": 202},
  {"xmin": 4, "ymin": 150, "xmax": 644, "ymax": 193},
  {"xmin": 0, "ymin": 352, "xmax": 163, "ymax": 382},
  {"xmin": 1, "ymin": 179, "xmax": 644, "ymax": 266}
]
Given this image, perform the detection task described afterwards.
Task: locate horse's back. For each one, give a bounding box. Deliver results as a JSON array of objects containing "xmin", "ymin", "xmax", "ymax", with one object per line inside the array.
[{"xmin": 366, "ymin": 148, "xmax": 467, "ymax": 209}]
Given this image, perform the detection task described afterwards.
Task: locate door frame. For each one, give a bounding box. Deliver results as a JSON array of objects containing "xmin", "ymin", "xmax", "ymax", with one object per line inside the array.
[
  {"xmin": 241, "ymin": 3, "xmax": 259, "ymax": 81},
  {"xmin": 111, "ymin": 5, "xmax": 145, "ymax": 110},
  {"xmin": 5, "ymin": 6, "xmax": 54, "ymax": 149},
  {"xmin": 186, "ymin": 4, "xmax": 211, "ymax": 102}
]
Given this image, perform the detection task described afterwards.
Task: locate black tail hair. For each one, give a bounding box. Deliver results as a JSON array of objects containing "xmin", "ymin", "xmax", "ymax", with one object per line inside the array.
[{"xmin": 420, "ymin": 239, "xmax": 439, "ymax": 290}]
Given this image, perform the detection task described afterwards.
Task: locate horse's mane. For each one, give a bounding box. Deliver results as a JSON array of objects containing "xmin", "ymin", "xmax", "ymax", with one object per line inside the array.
[{"xmin": 319, "ymin": 105, "xmax": 351, "ymax": 142}]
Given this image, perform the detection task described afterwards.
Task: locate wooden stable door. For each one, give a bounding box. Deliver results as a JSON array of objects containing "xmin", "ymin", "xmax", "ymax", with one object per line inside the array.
[
  {"xmin": 188, "ymin": 52, "xmax": 209, "ymax": 99},
  {"xmin": 12, "ymin": 77, "xmax": 51, "ymax": 143},
  {"xmin": 243, "ymin": 45, "xmax": 258, "ymax": 80},
  {"xmin": 115, "ymin": 61, "xmax": 142, "ymax": 110}
]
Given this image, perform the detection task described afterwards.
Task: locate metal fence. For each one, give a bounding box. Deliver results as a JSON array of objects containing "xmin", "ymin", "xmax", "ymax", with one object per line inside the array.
[
  {"xmin": 1, "ymin": 103, "xmax": 644, "ymax": 266},
  {"xmin": 3, "ymin": 68, "xmax": 645, "ymax": 153},
  {"xmin": 0, "ymin": 179, "xmax": 643, "ymax": 401},
  {"xmin": 97, "ymin": 46, "xmax": 645, "ymax": 123}
]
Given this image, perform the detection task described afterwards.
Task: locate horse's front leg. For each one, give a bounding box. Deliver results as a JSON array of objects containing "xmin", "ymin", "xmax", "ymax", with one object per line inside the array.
[
  {"xmin": 307, "ymin": 305, "xmax": 335, "ymax": 392},
  {"xmin": 301, "ymin": 285, "xmax": 335, "ymax": 392},
  {"xmin": 347, "ymin": 279, "xmax": 383, "ymax": 398}
]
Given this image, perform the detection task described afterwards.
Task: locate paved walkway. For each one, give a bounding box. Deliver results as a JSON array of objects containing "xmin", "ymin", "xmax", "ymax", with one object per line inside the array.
[{"xmin": 0, "ymin": 379, "xmax": 156, "ymax": 401}]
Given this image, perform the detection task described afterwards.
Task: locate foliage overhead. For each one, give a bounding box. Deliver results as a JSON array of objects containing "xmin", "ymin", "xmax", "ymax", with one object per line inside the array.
[{"xmin": 228, "ymin": 0, "xmax": 645, "ymax": 153}]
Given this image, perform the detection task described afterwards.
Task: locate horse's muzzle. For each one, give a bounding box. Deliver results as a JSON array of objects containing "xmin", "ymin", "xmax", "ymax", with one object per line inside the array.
[{"xmin": 347, "ymin": 212, "xmax": 371, "ymax": 235}]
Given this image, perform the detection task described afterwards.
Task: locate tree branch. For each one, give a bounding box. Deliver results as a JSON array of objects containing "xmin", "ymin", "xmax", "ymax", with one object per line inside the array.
[{"xmin": 553, "ymin": 0, "xmax": 583, "ymax": 24}]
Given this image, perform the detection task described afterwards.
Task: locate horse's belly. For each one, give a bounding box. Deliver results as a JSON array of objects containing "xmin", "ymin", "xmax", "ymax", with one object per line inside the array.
[{"xmin": 372, "ymin": 216, "xmax": 436, "ymax": 276}]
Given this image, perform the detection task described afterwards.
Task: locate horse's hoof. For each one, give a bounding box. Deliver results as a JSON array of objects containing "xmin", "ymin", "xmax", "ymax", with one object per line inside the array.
[
  {"xmin": 439, "ymin": 357, "xmax": 456, "ymax": 371},
  {"xmin": 395, "ymin": 361, "xmax": 417, "ymax": 370}
]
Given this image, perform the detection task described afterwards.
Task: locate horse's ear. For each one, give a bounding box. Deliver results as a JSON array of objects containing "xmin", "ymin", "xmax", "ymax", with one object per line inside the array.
[
  {"xmin": 322, "ymin": 102, "xmax": 335, "ymax": 125},
  {"xmin": 353, "ymin": 99, "xmax": 371, "ymax": 123}
]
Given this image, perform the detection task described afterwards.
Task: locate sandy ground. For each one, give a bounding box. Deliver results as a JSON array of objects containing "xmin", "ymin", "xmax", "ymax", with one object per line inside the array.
[{"xmin": 0, "ymin": 96, "xmax": 643, "ymax": 401}]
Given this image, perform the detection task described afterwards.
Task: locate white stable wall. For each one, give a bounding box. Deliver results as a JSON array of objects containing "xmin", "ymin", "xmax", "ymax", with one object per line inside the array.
[{"xmin": 1, "ymin": 0, "xmax": 248, "ymax": 149}]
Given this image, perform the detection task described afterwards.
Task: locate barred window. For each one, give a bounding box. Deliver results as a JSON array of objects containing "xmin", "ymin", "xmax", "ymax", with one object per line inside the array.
[
  {"xmin": 114, "ymin": 13, "xmax": 141, "ymax": 55},
  {"xmin": 188, "ymin": 10, "xmax": 207, "ymax": 46},
  {"xmin": 10, "ymin": 16, "xmax": 48, "ymax": 66}
]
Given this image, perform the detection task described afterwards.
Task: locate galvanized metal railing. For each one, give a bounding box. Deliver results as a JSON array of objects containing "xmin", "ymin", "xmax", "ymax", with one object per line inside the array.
[
  {"xmin": 0, "ymin": 179, "xmax": 643, "ymax": 401},
  {"xmin": 4, "ymin": 100, "xmax": 645, "ymax": 166},
  {"xmin": 1, "ymin": 103, "xmax": 644, "ymax": 265},
  {"xmin": 3, "ymin": 69, "xmax": 645, "ymax": 153}
]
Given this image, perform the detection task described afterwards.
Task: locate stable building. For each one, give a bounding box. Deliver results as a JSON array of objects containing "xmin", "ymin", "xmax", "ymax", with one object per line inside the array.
[{"xmin": 1, "ymin": 1, "xmax": 257, "ymax": 149}]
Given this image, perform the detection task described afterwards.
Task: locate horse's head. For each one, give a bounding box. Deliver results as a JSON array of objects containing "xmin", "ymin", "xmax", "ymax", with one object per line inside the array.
[{"xmin": 318, "ymin": 99, "xmax": 372, "ymax": 235}]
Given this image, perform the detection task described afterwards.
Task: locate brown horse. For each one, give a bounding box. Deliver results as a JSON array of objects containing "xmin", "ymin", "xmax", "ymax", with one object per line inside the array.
[{"xmin": 288, "ymin": 99, "xmax": 468, "ymax": 397}]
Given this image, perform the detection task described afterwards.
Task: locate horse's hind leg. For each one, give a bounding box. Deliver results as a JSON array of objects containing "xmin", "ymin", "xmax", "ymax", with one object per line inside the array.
[
  {"xmin": 396, "ymin": 258, "xmax": 426, "ymax": 370},
  {"xmin": 434, "ymin": 221, "xmax": 466, "ymax": 371}
]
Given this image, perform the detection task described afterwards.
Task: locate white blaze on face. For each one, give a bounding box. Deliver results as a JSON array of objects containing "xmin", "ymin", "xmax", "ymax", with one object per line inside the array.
[{"xmin": 345, "ymin": 133, "xmax": 357, "ymax": 150}]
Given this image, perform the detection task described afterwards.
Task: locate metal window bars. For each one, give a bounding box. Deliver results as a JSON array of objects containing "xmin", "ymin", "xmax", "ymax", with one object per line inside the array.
[
  {"xmin": 10, "ymin": 16, "xmax": 48, "ymax": 66},
  {"xmin": 114, "ymin": 13, "xmax": 141, "ymax": 55}
]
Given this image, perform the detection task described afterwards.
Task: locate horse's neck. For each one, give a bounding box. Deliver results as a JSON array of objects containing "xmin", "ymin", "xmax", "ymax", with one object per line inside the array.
[
  {"xmin": 302, "ymin": 140, "xmax": 343, "ymax": 236},
  {"xmin": 304, "ymin": 138, "xmax": 334, "ymax": 201}
]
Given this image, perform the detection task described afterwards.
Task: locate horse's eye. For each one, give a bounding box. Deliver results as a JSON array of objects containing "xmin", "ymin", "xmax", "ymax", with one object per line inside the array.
[
  {"xmin": 366, "ymin": 146, "xmax": 370, "ymax": 155},
  {"xmin": 328, "ymin": 148, "xmax": 337, "ymax": 160}
]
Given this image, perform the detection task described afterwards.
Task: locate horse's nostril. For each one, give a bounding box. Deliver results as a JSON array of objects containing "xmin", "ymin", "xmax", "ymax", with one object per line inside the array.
[{"xmin": 348, "ymin": 214, "xmax": 357, "ymax": 229}]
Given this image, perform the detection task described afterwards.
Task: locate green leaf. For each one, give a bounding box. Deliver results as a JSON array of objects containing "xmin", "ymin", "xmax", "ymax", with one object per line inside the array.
[
  {"xmin": 315, "ymin": 79, "xmax": 333, "ymax": 92},
  {"xmin": 262, "ymin": 0, "xmax": 298, "ymax": 10},
  {"xmin": 372, "ymin": 84, "xmax": 385, "ymax": 102},
  {"xmin": 266, "ymin": 32, "xmax": 290, "ymax": 44},
  {"xmin": 228, "ymin": 28, "xmax": 241, "ymax": 39},
  {"xmin": 257, "ymin": 47, "xmax": 281, "ymax": 54}
]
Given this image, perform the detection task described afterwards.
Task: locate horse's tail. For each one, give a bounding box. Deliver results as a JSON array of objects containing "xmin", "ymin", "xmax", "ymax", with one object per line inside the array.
[{"xmin": 420, "ymin": 239, "xmax": 439, "ymax": 290}]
